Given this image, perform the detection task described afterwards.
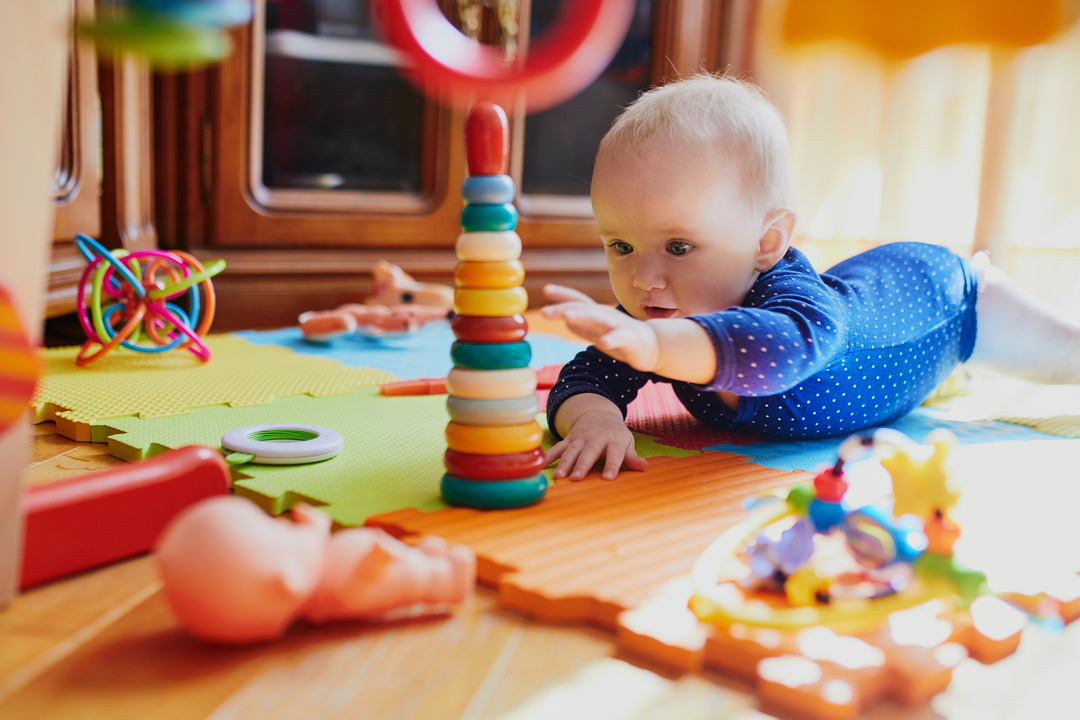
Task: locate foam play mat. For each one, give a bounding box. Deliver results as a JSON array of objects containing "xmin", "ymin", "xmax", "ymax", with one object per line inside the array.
[
  {"xmin": 99, "ymin": 386, "xmax": 700, "ymax": 526},
  {"xmin": 368, "ymin": 438, "xmax": 1080, "ymax": 719},
  {"xmin": 33, "ymin": 335, "xmax": 393, "ymax": 441},
  {"xmin": 235, "ymin": 320, "xmax": 587, "ymax": 379}
]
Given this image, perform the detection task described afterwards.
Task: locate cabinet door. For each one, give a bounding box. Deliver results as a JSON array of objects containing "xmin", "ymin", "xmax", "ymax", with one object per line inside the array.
[
  {"xmin": 46, "ymin": 1, "xmax": 101, "ymax": 319},
  {"xmin": 160, "ymin": 0, "xmax": 725, "ymax": 330},
  {"xmin": 47, "ymin": 0, "xmax": 158, "ymax": 321}
]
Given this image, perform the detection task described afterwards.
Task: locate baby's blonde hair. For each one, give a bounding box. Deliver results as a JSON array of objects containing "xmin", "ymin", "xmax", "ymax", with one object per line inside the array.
[{"xmin": 597, "ymin": 74, "xmax": 794, "ymax": 217}]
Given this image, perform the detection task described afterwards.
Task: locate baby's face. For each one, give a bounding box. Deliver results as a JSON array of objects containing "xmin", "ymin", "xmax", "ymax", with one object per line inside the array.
[{"xmin": 591, "ymin": 138, "xmax": 767, "ymax": 321}]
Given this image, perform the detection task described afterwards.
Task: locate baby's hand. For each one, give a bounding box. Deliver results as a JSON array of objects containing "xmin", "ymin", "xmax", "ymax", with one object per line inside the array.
[
  {"xmin": 545, "ymin": 409, "xmax": 647, "ymax": 481},
  {"xmin": 542, "ymin": 284, "xmax": 660, "ymax": 373}
]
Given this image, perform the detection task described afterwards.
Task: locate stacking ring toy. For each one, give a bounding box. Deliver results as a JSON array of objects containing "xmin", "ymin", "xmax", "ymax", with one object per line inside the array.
[
  {"xmin": 445, "ymin": 420, "xmax": 543, "ymax": 455},
  {"xmin": 460, "ymin": 204, "xmax": 518, "ymax": 232},
  {"xmin": 372, "ymin": 0, "xmax": 636, "ymax": 112},
  {"xmin": 447, "ymin": 366, "xmax": 537, "ymax": 400},
  {"xmin": 440, "ymin": 472, "xmax": 548, "ymax": 509},
  {"xmin": 453, "ymin": 260, "xmax": 525, "ymax": 289},
  {"xmin": 453, "ymin": 287, "xmax": 529, "ymax": 317},
  {"xmin": 461, "ymin": 176, "xmax": 515, "ymax": 204},
  {"xmin": 443, "ymin": 448, "xmax": 546, "ymax": 480},
  {"xmin": 74, "ymin": 234, "xmax": 225, "ymax": 366},
  {"xmin": 221, "ymin": 424, "xmax": 343, "ymax": 465},
  {"xmin": 450, "ymin": 341, "xmax": 532, "ymax": 370},
  {"xmin": 447, "ymin": 395, "xmax": 540, "ymax": 426},
  {"xmin": 455, "ymin": 231, "xmax": 522, "ymax": 262},
  {"xmin": 451, "ymin": 313, "xmax": 529, "ymax": 343}
]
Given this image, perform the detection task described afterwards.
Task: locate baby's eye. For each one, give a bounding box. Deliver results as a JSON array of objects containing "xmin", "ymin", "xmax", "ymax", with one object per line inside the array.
[
  {"xmin": 608, "ymin": 240, "xmax": 634, "ymax": 256},
  {"xmin": 666, "ymin": 240, "xmax": 693, "ymax": 256}
]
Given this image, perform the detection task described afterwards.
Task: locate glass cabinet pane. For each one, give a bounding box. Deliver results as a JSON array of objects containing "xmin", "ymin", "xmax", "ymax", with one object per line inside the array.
[
  {"xmin": 520, "ymin": 0, "xmax": 653, "ymax": 198},
  {"xmin": 259, "ymin": 0, "xmax": 427, "ymax": 197}
]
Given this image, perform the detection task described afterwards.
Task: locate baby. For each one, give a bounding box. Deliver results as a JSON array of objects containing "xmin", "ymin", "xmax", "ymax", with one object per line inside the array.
[{"xmin": 542, "ymin": 74, "xmax": 1080, "ymax": 481}]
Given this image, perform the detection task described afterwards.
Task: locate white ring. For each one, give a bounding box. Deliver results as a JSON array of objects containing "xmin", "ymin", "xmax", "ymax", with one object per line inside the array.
[
  {"xmin": 221, "ymin": 424, "xmax": 343, "ymax": 465},
  {"xmin": 456, "ymin": 231, "xmax": 522, "ymax": 261}
]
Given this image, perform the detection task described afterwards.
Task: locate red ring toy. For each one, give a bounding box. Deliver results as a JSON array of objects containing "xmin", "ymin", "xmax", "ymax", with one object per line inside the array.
[{"xmin": 371, "ymin": 0, "xmax": 636, "ymax": 112}]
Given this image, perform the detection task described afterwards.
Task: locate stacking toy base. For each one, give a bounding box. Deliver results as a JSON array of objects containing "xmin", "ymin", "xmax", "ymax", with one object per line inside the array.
[{"xmin": 440, "ymin": 473, "xmax": 548, "ymax": 509}]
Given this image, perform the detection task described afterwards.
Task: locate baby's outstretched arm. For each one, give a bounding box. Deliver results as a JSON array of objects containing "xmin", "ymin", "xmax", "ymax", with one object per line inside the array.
[
  {"xmin": 546, "ymin": 393, "xmax": 647, "ymax": 480},
  {"xmin": 541, "ymin": 284, "xmax": 717, "ymax": 384}
]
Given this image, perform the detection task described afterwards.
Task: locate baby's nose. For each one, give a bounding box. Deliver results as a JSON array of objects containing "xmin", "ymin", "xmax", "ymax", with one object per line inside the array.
[{"xmin": 632, "ymin": 265, "xmax": 665, "ymax": 291}]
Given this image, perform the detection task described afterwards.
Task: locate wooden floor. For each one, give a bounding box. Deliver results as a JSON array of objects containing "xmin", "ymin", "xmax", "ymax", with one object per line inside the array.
[{"xmin": 5, "ymin": 424, "xmax": 1080, "ymax": 720}]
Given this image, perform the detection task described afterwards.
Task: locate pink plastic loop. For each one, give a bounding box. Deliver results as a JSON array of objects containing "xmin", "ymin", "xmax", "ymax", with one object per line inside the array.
[{"xmin": 372, "ymin": 0, "xmax": 635, "ymax": 112}]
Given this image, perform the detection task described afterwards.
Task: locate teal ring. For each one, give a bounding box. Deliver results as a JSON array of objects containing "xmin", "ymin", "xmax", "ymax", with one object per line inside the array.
[
  {"xmin": 446, "ymin": 394, "xmax": 540, "ymax": 426},
  {"xmin": 451, "ymin": 340, "xmax": 532, "ymax": 370},
  {"xmin": 462, "ymin": 175, "xmax": 515, "ymax": 204},
  {"xmin": 461, "ymin": 203, "xmax": 518, "ymax": 232},
  {"xmin": 441, "ymin": 473, "xmax": 548, "ymax": 509}
]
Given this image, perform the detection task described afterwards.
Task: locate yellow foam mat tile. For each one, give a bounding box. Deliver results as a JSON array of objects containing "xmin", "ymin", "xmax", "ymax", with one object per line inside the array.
[
  {"xmin": 33, "ymin": 334, "xmax": 394, "ymax": 441},
  {"xmin": 926, "ymin": 370, "xmax": 1080, "ymax": 438}
]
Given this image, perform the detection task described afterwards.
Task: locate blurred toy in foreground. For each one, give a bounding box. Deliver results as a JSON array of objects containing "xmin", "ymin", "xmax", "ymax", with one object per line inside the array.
[
  {"xmin": 21, "ymin": 445, "xmax": 229, "ymax": 589},
  {"xmin": 679, "ymin": 428, "xmax": 1080, "ymax": 719},
  {"xmin": 371, "ymin": 0, "xmax": 635, "ymax": 112},
  {"xmin": 779, "ymin": 0, "xmax": 1079, "ymax": 59},
  {"xmin": 156, "ymin": 495, "xmax": 476, "ymax": 644},
  {"xmin": 77, "ymin": 0, "xmax": 256, "ymax": 68},
  {"xmin": 0, "ymin": 283, "xmax": 39, "ymax": 440},
  {"xmin": 299, "ymin": 261, "xmax": 453, "ymax": 341},
  {"xmin": 74, "ymin": 233, "xmax": 226, "ymax": 366}
]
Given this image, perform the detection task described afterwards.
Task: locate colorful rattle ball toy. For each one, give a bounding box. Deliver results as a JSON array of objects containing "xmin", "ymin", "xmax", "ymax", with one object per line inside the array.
[{"xmin": 73, "ymin": 233, "xmax": 226, "ymax": 366}]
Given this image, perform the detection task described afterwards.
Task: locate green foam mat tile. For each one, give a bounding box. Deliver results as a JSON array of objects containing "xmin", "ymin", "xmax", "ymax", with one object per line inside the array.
[
  {"xmin": 99, "ymin": 387, "xmax": 700, "ymax": 527},
  {"xmin": 33, "ymin": 334, "xmax": 394, "ymax": 441}
]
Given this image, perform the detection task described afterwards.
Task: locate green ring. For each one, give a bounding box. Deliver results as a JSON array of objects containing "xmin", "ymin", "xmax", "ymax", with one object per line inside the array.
[
  {"xmin": 440, "ymin": 473, "xmax": 548, "ymax": 509},
  {"xmin": 451, "ymin": 340, "xmax": 532, "ymax": 370},
  {"xmin": 461, "ymin": 203, "xmax": 518, "ymax": 232}
]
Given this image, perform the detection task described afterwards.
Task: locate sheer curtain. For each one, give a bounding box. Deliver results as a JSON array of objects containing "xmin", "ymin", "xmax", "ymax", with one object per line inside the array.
[{"xmin": 741, "ymin": 0, "xmax": 1080, "ymax": 314}]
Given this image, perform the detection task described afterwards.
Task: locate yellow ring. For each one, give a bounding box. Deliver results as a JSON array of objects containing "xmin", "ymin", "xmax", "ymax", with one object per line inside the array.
[
  {"xmin": 447, "ymin": 367, "xmax": 536, "ymax": 399},
  {"xmin": 454, "ymin": 287, "xmax": 528, "ymax": 317},
  {"xmin": 454, "ymin": 260, "xmax": 525, "ymax": 289},
  {"xmin": 456, "ymin": 231, "xmax": 522, "ymax": 262},
  {"xmin": 445, "ymin": 420, "xmax": 542, "ymax": 454}
]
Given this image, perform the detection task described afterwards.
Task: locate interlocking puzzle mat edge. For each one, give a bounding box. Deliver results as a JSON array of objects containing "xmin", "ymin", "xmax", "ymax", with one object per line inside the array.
[
  {"xmin": 368, "ymin": 439, "xmax": 1080, "ymax": 719},
  {"xmin": 32, "ymin": 335, "xmax": 394, "ymax": 441}
]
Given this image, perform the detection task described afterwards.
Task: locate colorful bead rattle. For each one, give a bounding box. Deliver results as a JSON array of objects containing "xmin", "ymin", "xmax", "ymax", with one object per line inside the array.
[{"xmin": 74, "ymin": 233, "xmax": 226, "ymax": 366}]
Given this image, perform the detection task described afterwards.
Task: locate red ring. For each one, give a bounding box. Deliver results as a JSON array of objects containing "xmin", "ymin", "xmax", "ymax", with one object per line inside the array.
[
  {"xmin": 372, "ymin": 0, "xmax": 636, "ymax": 112},
  {"xmin": 451, "ymin": 313, "xmax": 528, "ymax": 343},
  {"xmin": 444, "ymin": 448, "xmax": 547, "ymax": 481}
]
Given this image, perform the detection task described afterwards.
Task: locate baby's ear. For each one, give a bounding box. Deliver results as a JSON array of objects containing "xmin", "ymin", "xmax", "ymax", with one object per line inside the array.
[{"xmin": 755, "ymin": 209, "xmax": 796, "ymax": 271}]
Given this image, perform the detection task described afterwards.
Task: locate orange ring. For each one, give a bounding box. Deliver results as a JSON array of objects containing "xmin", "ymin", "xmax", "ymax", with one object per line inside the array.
[
  {"xmin": 453, "ymin": 260, "xmax": 525, "ymax": 289},
  {"xmin": 445, "ymin": 420, "xmax": 543, "ymax": 454}
]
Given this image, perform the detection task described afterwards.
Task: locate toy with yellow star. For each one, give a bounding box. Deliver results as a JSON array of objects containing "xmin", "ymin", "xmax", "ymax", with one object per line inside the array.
[{"xmin": 880, "ymin": 429, "xmax": 961, "ymax": 520}]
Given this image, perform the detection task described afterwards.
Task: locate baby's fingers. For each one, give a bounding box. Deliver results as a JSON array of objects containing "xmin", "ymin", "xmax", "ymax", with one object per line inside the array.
[{"xmin": 543, "ymin": 284, "xmax": 595, "ymax": 305}]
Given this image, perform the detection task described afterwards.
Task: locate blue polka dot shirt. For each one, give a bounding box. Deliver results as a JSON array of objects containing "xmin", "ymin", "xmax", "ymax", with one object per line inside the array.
[{"xmin": 547, "ymin": 242, "xmax": 979, "ymax": 439}]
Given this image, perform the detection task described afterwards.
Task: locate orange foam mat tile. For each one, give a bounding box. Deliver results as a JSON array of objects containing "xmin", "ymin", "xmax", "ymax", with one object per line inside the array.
[
  {"xmin": 32, "ymin": 334, "xmax": 393, "ymax": 441},
  {"xmin": 368, "ymin": 451, "xmax": 812, "ymax": 626}
]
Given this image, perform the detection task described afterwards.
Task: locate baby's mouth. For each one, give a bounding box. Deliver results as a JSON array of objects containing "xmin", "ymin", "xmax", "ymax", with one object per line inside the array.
[{"xmin": 643, "ymin": 306, "xmax": 679, "ymax": 319}]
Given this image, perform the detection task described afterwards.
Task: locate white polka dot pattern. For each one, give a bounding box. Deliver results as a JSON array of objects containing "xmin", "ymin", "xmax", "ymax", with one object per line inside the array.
[{"xmin": 548, "ymin": 243, "xmax": 979, "ymax": 439}]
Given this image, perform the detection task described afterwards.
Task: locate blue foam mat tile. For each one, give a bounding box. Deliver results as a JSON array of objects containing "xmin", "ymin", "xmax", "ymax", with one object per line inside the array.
[
  {"xmin": 704, "ymin": 407, "xmax": 1063, "ymax": 472},
  {"xmin": 234, "ymin": 322, "xmax": 585, "ymax": 379}
]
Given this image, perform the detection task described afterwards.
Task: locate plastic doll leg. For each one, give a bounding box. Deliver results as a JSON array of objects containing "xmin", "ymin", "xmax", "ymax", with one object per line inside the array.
[{"xmin": 967, "ymin": 257, "xmax": 1080, "ymax": 383}]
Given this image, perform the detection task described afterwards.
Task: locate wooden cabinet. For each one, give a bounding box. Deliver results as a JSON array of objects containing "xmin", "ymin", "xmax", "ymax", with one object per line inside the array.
[
  {"xmin": 153, "ymin": 0, "xmax": 730, "ymax": 331},
  {"xmin": 47, "ymin": 0, "xmax": 158, "ymax": 322}
]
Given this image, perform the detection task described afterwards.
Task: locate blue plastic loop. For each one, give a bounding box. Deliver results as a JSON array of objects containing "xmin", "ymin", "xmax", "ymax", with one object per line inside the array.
[{"xmin": 462, "ymin": 175, "xmax": 515, "ymax": 204}]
